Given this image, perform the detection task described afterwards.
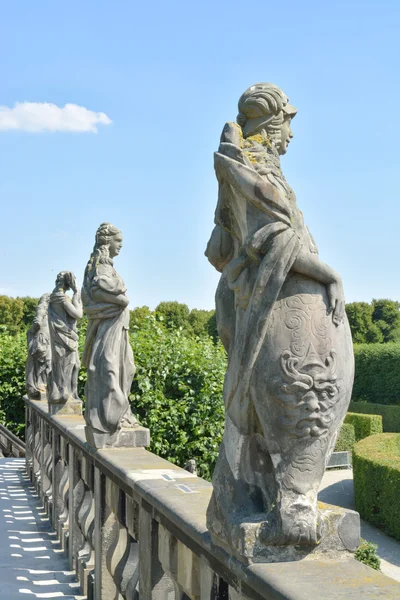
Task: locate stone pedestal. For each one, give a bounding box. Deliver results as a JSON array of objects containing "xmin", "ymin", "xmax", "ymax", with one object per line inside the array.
[
  {"xmin": 49, "ymin": 399, "xmax": 83, "ymax": 416},
  {"xmin": 208, "ymin": 500, "xmax": 360, "ymax": 564},
  {"xmin": 85, "ymin": 425, "xmax": 150, "ymax": 449}
]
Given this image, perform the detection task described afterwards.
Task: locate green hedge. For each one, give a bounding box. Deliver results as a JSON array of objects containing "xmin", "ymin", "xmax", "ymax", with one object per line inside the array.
[
  {"xmin": 344, "ymin": 412, "xmax": 382, "ymax": 441},
  {"xmin": 334, "ymin": 422, "xmax": 356, "ymax": 451},
  {"xmin": 349, "ymin": 401, "xmax": 400, "ymax": 433},
  {"xmin": 353, "ymin": 433, "xmax": 400, "ymax": 540},
  {"xmin": 353, "ymin": 343, "xmax": 400, "ymax": 405}
]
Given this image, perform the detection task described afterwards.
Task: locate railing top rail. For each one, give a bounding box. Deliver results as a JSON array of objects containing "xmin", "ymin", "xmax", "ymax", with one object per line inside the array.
[
  {"xmin": 0, "ymin": 422, "xmax": 26, "ymax": 453},
  {"xmin": 25, "ymin": 397, "xmax": 400, "ymax": 600}
]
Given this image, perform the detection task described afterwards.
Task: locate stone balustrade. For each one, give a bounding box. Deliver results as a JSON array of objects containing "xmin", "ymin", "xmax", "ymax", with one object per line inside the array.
[{"xmin": 24, "ymin": 396, "xmax": 400, "ymax": 600}]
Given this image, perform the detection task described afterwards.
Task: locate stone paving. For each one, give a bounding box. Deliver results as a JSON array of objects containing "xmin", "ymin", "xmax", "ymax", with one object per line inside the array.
[
  {"xmin": 319, "ymin": 468, "xmax": 400, "ymax": 583},
  {"xmin": 0, "ymin": 457, "xmax": 85, "ymax": 600}
]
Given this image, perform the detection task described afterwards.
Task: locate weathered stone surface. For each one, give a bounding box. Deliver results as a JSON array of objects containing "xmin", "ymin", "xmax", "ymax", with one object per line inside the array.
[
  {"xmin": 82, "ymin": 222, "xmax": 149, "ymax": 449},
  {"xmin": 205, "ymin": 82, "xmax": 356, "ymax": 560},
  {"xmin": 48, "ymin": 271, "xmax": 83, "ymax": 414},
  {"xmin": 26, "ymin": 293, "xmax": 52, "ymax": 400}
]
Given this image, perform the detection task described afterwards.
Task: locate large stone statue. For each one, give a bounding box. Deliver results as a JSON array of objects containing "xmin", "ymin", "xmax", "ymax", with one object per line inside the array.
[
  {"xmin": 82, "ymin": 223, "xmax": 149, "ymax": 449},
  {"xmin": 206, "ymin": 83, "xmax": 356, "ymax": 561},
  {"xmin": 26, "ymin": 293, "xmax": 52, "ymax": 400},
  {"xmin": 48, "ymin": 271, "xmax": 83, "ymax": 414}
]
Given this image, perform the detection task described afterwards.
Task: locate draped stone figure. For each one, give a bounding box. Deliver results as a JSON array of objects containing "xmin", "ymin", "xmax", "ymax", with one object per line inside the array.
[
  {"xmin": 82, "ymin": 223, "xmax": 149, "ymax": 449},
  {"xmin": 48, "ymin": 271, "xmax": 83, "ymax": 414},
  {"xmin": 26, "ymin": 293, "xmax": 52, "ymax": 400},
  {"xmin": 206, "ymin": 83, "xmax": 356, "ymax": 561}
]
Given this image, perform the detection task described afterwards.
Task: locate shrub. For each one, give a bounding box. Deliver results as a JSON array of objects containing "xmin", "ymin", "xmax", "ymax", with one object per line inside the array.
[
  {"xmin": 354, "ymin": 539, "xmax": 381, "ymax": 571},
  {"xmin": 353, "ymin": 433, "xmax": 400, "ymax": 540},
  {"xmin": 334, "ymin": 422, "xmax": 356, "ymax": 452},
  {"xmin": 353, "ymin": 343, "xmax": 400, "ymax": 405},
  {"xmin": 130, "ymin": 315, "xmax": 226, "ymax": 480},
  {"xmin": 349, "ymin": 402, "xmax": 400, "ymax": 433},
  {"xmin": 0, "ymin": 332, "xmax": 27, "ymax": 437},
  {"xmin": 345, "ymin": 412, "xmax": 382, "ymax": 442}
]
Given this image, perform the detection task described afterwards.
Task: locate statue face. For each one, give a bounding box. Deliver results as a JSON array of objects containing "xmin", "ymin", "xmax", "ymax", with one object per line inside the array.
[
  {"xmin": 109, "ymin": 232, "xmax": 123, "ymax": 258},
  {"xmin": 277, "ymin": 117, "xmax": 293, "ymax": 155}
]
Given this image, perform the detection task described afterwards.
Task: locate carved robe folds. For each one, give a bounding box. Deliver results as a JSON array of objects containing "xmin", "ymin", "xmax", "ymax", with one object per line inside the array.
[{"xmin": 206, "ymin": 120, "xmax": 355, "ymax": 561}]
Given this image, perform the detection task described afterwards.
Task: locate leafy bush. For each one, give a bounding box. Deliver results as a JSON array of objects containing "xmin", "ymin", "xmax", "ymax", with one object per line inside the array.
[
  {"xmin": 130, "ymin": 315, "xmax": 226, "ymax": 480},
  {"xmin": 354, "ymin": 539, "xmax": 381, "ymax": 571},
  {"xmin": 353, "ymin": 343, "xmax": 400, "ymax": 405},
  {"xmin": 345, "ymin": 412, "xmax": 382, "ymax": 442},
  {"xmin": 334, "ymin": 422, "xmax": 356, "ymax": 452},
  {"xmin": 349, "ymin": 401, "xmax": 400, "ymax": 433},
  {"xmin": 353, "ymin": 433, "xmax": 400, "ymax": 540},
  {"xmin": 0, "ymin": 332, "xmax": 27, "ymax": 437}
]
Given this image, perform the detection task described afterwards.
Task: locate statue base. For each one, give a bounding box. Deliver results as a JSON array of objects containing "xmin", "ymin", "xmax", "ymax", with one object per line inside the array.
[
  {"xmin": 49, "ymin": 399, "xmax": 83, "ymax": 416},
  {"xmin": 208, "ymin": 500, "xmax": 360, "ymax": 564},
  {"xmin": 85, "ymin": 425, "xmax": 150, "ymax": 449}
]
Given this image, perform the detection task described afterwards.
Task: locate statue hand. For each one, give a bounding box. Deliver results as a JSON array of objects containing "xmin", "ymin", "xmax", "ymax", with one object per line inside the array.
[{"xmin": 327, "ymin": 278, "xmax": 345, "ymax": 326}]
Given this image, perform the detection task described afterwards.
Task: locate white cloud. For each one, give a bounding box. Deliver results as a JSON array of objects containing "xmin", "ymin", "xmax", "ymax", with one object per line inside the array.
[{"xmin": 0, "ymin": 102, "xmax": 112, "ymax": 133}]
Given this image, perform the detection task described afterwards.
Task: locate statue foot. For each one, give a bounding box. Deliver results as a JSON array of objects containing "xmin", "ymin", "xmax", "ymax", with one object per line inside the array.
[{"xmin": 120, "ymin": 410, "xmax": 138, "ymax": 429}]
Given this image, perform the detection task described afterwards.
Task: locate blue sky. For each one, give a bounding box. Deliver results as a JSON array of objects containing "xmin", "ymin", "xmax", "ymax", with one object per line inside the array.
[{"xmin": 1, "ymin": 0, "xmax": 400, "ymax": 309}]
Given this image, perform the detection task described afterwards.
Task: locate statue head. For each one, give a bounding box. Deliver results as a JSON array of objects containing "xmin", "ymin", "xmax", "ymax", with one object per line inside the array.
[
  {"xmin": 237, "ymin": 83, "xmax": 297, "ymax": 155},
  {"xmin": 94, "ymin": 222, "xmax": 123, "ymax": 259},
  {"xmin": 55, "ymin": 271, "xmax": 76, "ymax": 292}
]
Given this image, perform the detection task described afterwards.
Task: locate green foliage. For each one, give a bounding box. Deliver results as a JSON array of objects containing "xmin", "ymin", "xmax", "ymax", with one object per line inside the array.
[
  {"xmin": 19, "ymin": 296, "xmax": 39, "ymax": 328},
  {"xmin": 0, "ymin": 296, "xmax": 24, "ymax": 335},
  {"xmin": 130, "ymin": 315, "xmax": 226, "ymax": 480},
  {"xmin": 130, "ymin": 306, "xmax": 153, "ymax": 330},
  {"xmin": 0, "ymin": 332, "xmax": 27, "ymax": 437},
  {"xmin": 346, "ymin": 302, "xmax": 383, "ymax": 344},
  {"xmin": 155, "ymin": 301, "xmax": 191, "ymax": 331},
  {"xmin": 334, "ymin": 422, "xmax": 356, "ymax": 451},
  {"xmin": 353, "ymin": 343, "xmax": 400, "ymax": 405},
  {"xmin": 372, "ymin": 298, "xmax": 400, "ymax": 343},
  {"xmin": 353, "ymin": 433, "xmax": 400, "ymax": 540},
  {"xmin": 354, "ymin": 539, "xmax": 381, "ymax": 571},
  {"xmin": 346, "ymin": 299, "xmax": 400, "ymax": 344},
  {"xmin": 349, "ymin": 401, "xmax": 400, "ymax": 433},
  {"xmin": 345, "ymin": 412, "xmax": 382, "ymax": 442},
  {"xmin": 188, "ymin": 309, "xmax": 214, "ymax": 337}
]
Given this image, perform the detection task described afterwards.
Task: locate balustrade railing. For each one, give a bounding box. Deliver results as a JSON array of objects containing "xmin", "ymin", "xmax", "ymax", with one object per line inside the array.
[{"xmin": 24, "ymin": 396, "xmax": 400, "ymax": 600}]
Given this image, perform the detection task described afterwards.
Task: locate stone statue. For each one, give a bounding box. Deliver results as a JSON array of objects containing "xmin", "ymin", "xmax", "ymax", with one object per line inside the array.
[
  {"xmin": 26, "ymin": 293, "xmax": 52, "ymax": 400},
  {"xmin": 48, "ymin": 271, "xmax": 83, "ymax": 414},
  {"xmin": 82, "ymin": 223, "xmax": 149, "ymax": 449},
  {"xmin": 206, "ymin": 83, "xmax": 355, "ymax": 560}
]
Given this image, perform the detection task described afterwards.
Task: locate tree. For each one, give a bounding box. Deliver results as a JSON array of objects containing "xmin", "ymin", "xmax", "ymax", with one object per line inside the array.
[
  {"xmin": 188, "ymin": 309, "xmax": 215, "ymax": 337},
  {"xmin": 155, "ymin": 301, "xmax": 190, "ymax": 330},
  {"xmin": 130, "ymin": 306, "xmax": 153, "ymax": 330},
  {"xmin": 345, "ymin": 302, "xmax": 383, "ymax": 344},
  {"xmin": 372, "ymin": 299, "xmax": 400, "ymax": 343},
  {"xmin": 0, "ymin": 296, "xmax": 24, "ymax": 334},
  {"xmin": 19, "ymin": 296, "xmax": 39, "ymax": 328}
]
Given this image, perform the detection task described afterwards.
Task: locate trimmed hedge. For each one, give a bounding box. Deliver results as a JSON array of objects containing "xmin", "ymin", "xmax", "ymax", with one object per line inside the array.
[
  {"xmin": 349, "ymin": 401, "xmax": 400, "ymax": 433},
  {"xmin": 353, "ymin": 343, "xmax": 400, "ymax": 405},
  {"xmin": 353, "ymin": 433, "xmax": 400, "ymax": 541},
  {"xmin": 345, "ymin": 412, "xmax": 382, "ymax": 442},
  {"xmin": 334, "ymin": 422, "xmax": 356, "ymax": 452}
]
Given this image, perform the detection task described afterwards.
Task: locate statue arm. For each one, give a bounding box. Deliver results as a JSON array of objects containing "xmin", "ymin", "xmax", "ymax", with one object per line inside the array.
[
  {"xmin": 91, "ymin": 286, "xmax": 129, "ymax": 308},
  {"xmin": 62, "ymin": 293, "xmax": 83, "ymax": 319},
  {"xmin": 291, "ymin": 250, "xmax": 345, "ymax": 325}
]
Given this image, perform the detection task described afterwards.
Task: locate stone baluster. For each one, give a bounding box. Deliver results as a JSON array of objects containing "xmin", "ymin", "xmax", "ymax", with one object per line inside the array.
[
  {"xmin": 104, "ymin": 480, "xmax": 140, "ymax": 599},
  {"xmin": 53, "ymin": 434, "xmax": 70, "ymax": 552},
  {"xmin": 72, "ymin": 455, "xmax": 95, "ymax": 596},
  {"xmin": 42, "ymin": 423, "xmax": 53, "ymax": 517},
  {"xmin": 32, "ymin": 413, "xmax": 42, "ymax": 491},
  {"xmin": 25, "ymin": 403, "xmax": 34, "ymax": 479}
]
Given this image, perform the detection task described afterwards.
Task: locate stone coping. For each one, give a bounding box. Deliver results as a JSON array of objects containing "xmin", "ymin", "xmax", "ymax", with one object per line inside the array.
[{"xmin": 25, "ymin": 397, "xmax": 400, "ymax": 599}]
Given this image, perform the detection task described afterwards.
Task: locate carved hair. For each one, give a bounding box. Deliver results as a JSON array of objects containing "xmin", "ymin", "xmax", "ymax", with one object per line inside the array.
[
  {"xmin": 237, "ymin": 83, "xmax": 296, "ymax": 142},
  {"xmin": 55, "ymin": 271, "xmax": 74, "ymax": 290},
  {"xmin": 95, "ymin": 222, "xmax": 121, "ymax": 249}
]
